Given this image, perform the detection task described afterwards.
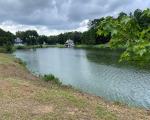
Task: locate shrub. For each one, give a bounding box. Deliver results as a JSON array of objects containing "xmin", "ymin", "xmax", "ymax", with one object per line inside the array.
[
  {"xmin": 42, "ymin": 74, "xmax": 62, "ymax": 85},
  {"xmin": 0, "ymin": 44, "xmax": 14, "ymax": 53},
  {"xmin": 15, "ymin": 46, "xmax": 26, "ymax": 49},
  {"xmin": 4, "ymin": 44, "xmax": 14, "ymax": 53}
]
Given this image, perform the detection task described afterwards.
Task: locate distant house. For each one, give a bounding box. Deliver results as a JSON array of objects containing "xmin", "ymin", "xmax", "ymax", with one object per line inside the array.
[
  {"xmin": 14, "ymin": 37, "xmax": 24, "ymax": 46},
  {"xmin": 64, "ymin": 39, "xmax": 75, "ymax": 48},
  {"xmin": 43, "ymin": 41, "xmax": 47, "ymax": 45}
]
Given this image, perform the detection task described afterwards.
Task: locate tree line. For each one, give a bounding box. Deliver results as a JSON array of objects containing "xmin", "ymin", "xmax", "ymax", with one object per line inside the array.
[
  {"xmin": 0, "ymin": 8, "xmax": 148, "ymax": 47},
  {"xmin": 0, "ymin": 8, "xmax": 149, "ymax": 65},
  {"xmin": 0, "ymin": 8, "xmax": 149, "ymax": 47}
]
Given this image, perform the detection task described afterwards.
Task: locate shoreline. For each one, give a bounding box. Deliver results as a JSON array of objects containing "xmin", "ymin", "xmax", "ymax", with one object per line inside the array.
[
  {"xmin": 14, "ymin": 44, "xmax": 125, "ymax": 52},
  {"xmin": 0, "ymin": 53, "xmax": 149, "ymax": 119},
  {"xmin": 14, "ymin": 44, "xmax": 111, "ymax": 49}
]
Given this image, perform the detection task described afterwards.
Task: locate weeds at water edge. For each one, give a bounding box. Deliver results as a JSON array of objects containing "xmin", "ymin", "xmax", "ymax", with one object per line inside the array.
[{"xmin": 41, "ymin": 74, "xmax": 62, "ymax": 85}]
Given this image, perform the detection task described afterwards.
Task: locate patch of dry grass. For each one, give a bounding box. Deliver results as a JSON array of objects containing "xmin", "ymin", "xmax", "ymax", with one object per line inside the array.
[
  {"xmin": 0, "ymin": 53, "xmax": 149, "ymax": 120},
  {"xmin": 0, "ymin": 53, "xmax": 15, "ymax": 64}
]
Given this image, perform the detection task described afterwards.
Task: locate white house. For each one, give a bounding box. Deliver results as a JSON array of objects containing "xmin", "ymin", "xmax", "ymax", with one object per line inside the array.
[
  {"xmin": 14, "ymin": 37, "xmax": 24, "ymax": 46},
  {"xmin": 64, "ymin": 39, "xmax": 75, "ymax": 48}
]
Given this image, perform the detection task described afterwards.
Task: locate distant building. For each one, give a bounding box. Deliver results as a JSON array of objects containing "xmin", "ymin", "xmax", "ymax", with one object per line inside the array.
[
  {"xmin": 43, "ymin": 41, "xmax": 46, "ymax": 45},
  {"xmin": 14, "ymin": 37, "xmax": 24, "ymax": 46},
  {"xmin": 64, "ymin": 39, "xmax": 75, "ymax": 48}
]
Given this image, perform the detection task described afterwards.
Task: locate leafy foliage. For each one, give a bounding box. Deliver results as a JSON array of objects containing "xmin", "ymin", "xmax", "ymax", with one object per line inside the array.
[
  {"xmin": 42, "ymin": 74, "xmax": 62, "ymax": 85},
  {"xmin": 0, "ymin": 28, "xmax": 14, "ymax": 46},
  {"xmin": 0, "ymin": 28, "xmax": 15, "ymax": 53},
  {"xmin": 16, "ymin": 30, "xmax": 39, "ymax": 45},
  {"xmin": 97, "ymin": 8, "xmax": 150, "ymax": 65}
]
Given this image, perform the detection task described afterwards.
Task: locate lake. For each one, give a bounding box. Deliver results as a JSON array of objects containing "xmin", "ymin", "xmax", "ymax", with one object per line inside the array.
[{"xmin": 14, "ymin": 48, "xmax": 150, "ymax": 109}]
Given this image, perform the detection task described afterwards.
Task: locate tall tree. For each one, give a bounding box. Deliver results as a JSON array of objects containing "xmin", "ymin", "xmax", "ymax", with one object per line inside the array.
[
  {"xmin": 16, "ymin": 30, "xmax": 39, "ymax": 45},
  {"xmin": 38, "ymin": 35, "xmax": 48, "ymax": 45},
  {"xmin": 0, "ymin": 28, "xmax": 14, "ymax": 46}
]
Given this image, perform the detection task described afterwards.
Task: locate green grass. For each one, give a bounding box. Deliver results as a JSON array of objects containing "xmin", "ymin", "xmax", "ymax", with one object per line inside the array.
[
  {"xmin": 1, "ymin": 112, "xmax": 12, "ymax": 120},
  {"xmin": 15, "ymin": 44, "xmax": 111, "ymax": 50},
  {"xmin": 0, "ymin": 47, "xmax": 7, "ymax": 53},
  {"xmin": 0, "ymin": 91, "xmax": 3, "ymax": 97},
  {"xmin": 14, "ymin": 45, "xmax": 51, "ymax": 49},
  {"xmin": 96, "ymin": 106, "xmax": 117, "ymax": 120},
  {"xmin": 0, "ymin": 53, "xmax": 15, "ymax": 64},
  {"xmin": 14, "ymin": 44, "xmax": 62, "ymax": 50},
  {"xmin": 34, "ymin": 88, "xmax": 87, "ymax": 108},
  {"xmin": 43, "ymin": 44, "xmax": 65, "ymax": 48},
  {"xmin": 75, "ymin": 44, "xmax": 110, "ymax": 49}
]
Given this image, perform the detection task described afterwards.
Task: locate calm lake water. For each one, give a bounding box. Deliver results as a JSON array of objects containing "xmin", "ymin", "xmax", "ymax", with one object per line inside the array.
[{"xmin": 14, "ymin": 48, "xmax": 150, "ymax": 109}]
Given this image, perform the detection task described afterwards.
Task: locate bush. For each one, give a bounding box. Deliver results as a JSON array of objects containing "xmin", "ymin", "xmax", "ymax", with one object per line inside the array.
[
  {"xmin": 4, "ymin": 44, "xmax": 14, "ymax": 53},
  {"xmin": 42, "ymin": 74, "xmax": 62, "ymax": 85},
  {"xmin": 0, "ymin": 45, "xmax": 14, "ymax": 53},
  {"xmin": 15, "ymin": 46, "xmax": 26, "ymax": 49}
]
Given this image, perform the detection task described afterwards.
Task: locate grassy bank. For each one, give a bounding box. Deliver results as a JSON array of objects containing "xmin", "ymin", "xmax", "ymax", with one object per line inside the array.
[
  {"xmin": 14, "ymin": 44, "xmax": 113, "ymax": 50},
  {"xmin": 75, "ymin": 44, "xmax": 110, "ymax": 49},
  {"xmin": 14, "ymin": 44, "xmax": 103, "ymax": 50},
  {"xmin": 14, "ymin": 45, "xmax": 53, "ymax": 50},
  {"xmin": 0, "ymin": 53, "xmax": 149, "ymax": 120},
  {"xmin": 14, "ymin": 44, "xmax": 65, "ymax": 50},
  {"xmin": 14, "ymin": 44, "xmax": 125, "ymax": 51}
]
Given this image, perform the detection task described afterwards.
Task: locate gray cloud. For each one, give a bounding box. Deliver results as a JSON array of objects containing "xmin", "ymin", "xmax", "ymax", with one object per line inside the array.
[{"xmin": 0, "ymin": 0, "xmax": 149, "ymax": 33}]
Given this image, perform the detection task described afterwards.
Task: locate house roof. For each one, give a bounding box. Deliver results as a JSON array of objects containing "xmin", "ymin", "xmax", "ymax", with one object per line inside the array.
[
  {"xmin": 15, "ymin": 38, "xmax": 23, "ymax": 43},
  {"xmin": 65, "ymin": 39, "xmax": 74, "ymax": 43}
]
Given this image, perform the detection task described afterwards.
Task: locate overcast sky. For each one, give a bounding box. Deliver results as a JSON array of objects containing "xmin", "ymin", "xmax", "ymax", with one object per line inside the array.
[{"xmin": 0, "ymin": 0, "xmax": 149, "ymax": 35}]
